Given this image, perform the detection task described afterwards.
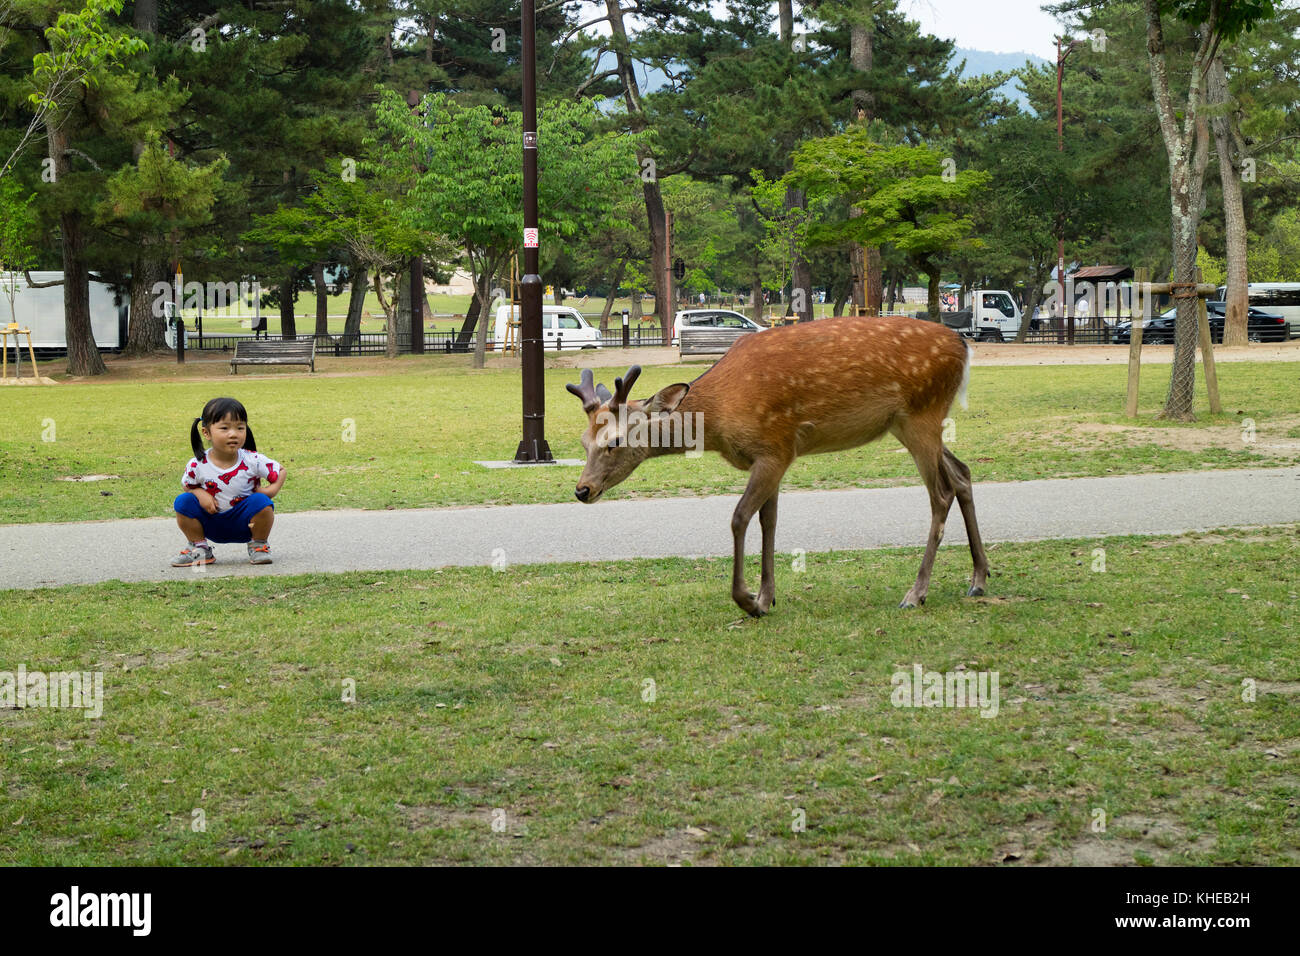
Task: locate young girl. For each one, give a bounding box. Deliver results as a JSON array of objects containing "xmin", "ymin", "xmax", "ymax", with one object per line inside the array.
[{"xmin": 172, "ymin": 397, "xmax": 286, "ymax": 567}]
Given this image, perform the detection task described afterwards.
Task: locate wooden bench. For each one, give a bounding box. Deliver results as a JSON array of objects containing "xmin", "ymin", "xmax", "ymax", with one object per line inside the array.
[
  {"xmin": 679, "ymin": 327, "xmax": 751, "ymax": 356},
  {"xmin": 230, "ymin": 338, "xmax": 316, "ymax": 374}
]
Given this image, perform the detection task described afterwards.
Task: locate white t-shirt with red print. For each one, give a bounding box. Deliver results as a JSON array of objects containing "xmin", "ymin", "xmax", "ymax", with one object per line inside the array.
[{"xmin": 181, "ymin": 448, "xmax": 282, "ymax": 512}]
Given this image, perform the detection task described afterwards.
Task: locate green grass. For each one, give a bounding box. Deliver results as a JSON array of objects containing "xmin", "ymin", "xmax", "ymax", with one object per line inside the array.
[
  {"xmin": 1, "ymin": 527, "xmax": 1296, "ymax": 865},
  {"xmin": 3, "ymin": 359, "xmax": 1297, "ymax": 526}
]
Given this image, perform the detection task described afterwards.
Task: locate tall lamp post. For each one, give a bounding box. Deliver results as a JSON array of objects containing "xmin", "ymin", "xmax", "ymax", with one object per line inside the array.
[
  {"xmin": 514, "ymin": 0, "xmax": 553, "ymax": 463},
  {"xmin": 1056, "ymin": 36, "xmax": 1083, "ymax": 346}
]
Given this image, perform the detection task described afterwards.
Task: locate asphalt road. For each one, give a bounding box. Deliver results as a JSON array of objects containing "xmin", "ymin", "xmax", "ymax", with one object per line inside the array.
[{"xmin": 2, "ymin": 467, "xmax": 1297, "ymax": 590}]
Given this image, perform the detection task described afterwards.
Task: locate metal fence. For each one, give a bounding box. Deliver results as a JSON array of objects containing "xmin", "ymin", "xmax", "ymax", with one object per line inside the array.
[{"xmin": 180, "ymin": 323, "xmax": 675, "ymax": 355}]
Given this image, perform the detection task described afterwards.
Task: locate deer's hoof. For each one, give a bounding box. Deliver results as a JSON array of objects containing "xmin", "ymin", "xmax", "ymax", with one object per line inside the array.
[{"xmin": 967, "ymin": 585, "xmax": 985, "ymax": 598}]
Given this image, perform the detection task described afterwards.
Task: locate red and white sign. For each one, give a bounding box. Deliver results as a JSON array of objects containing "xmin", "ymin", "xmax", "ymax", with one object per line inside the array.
[{"xmin": 523, "ymin": 228, "xmax": 539, "ymax": 249}]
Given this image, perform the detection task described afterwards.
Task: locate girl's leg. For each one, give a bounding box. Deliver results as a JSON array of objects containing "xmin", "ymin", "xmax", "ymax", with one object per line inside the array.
[
  {"xmin": 174, "ymin": 493, "xmax": 209, "ymax": 542},
  {"xmin": 248, "ymin": 505, "xmax": 274, "ymax": 541},
  {"xmin": 177, "ymin": 513, "xmax": 207, "ymax": 542}
]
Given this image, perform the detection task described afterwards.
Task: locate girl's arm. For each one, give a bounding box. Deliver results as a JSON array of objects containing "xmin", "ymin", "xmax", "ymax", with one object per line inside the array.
[{"xmin": 261, "ymin": 467, "xmax": 286, "ymax": 498}]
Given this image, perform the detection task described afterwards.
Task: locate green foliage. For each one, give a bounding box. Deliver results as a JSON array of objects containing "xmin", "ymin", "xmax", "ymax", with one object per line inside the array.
[
  {"xmin": 27, "ymin": 0, "xmax": 146, "ymax": 112},
  {"xmin": 790, "ymin": 128, "xmax": 990, "ymax": 263},
  {"xmin": 0, "ymin": 175, "xmax": 38, "ymax": 321}
]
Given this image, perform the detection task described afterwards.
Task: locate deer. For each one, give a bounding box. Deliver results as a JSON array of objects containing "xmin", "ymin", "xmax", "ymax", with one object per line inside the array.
[{"xmin": 565, "ymin": 316, "xmax": 990, "ymax": 617}]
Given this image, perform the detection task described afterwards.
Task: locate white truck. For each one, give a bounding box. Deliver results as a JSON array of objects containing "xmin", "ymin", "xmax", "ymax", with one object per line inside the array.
[
  {"xmin": 938, "ymin": 289, "xmax": 1022, "ymax": 342},
  {"xmin": 2, "ymin": 271, "xmax": 128, "ymax": 349}
]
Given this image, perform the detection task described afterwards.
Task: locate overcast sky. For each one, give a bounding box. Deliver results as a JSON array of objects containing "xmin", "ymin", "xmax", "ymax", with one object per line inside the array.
[
  {"xmin": 900, "ymin": 0, "xmax": 1063, "ymax": 59},
  {"xmin": 574, "ymin": 2, "xmax": 1067, "ymax": 60}
]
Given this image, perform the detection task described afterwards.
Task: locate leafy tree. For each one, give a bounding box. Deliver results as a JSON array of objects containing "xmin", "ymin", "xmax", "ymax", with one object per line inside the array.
[
  {"xmin": 789, "ymin": 128, "xmax": 990, "ymax": 318},
  {"xmin": 0, "ymin": 175, "xmax": 38, "ymax": 322},
  {"xmin": 372, "ymin": 88, "xmax": 641, "ymax": 367}
]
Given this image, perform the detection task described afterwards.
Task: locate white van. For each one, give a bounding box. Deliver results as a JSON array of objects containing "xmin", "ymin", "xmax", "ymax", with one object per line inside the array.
[
  {"xmin": 1216, "ymin": 283, "xmax": 1300, "ymax": 339},
  {"xmin": 492, "ymin": 304, "xmax": 602, "ymax": 351}
]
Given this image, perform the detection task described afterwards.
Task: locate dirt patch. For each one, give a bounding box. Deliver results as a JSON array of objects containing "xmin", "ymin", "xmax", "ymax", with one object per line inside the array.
[
  {"xmin": 969, "ymin": 339, "xmax": 1300, "ymax": 366},
  {"xmin": 1042, "ymin": 415, "xmax": 1300, "ymax": 459},
  {"xmin": 614, "ymin": 828, "xmax": 711, "ymax": 866}
]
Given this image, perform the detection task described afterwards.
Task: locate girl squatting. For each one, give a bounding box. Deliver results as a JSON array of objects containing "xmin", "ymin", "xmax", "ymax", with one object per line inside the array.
[{"xmin": 172, "ymin": 397, "xmax": 285, "ymax": 567}]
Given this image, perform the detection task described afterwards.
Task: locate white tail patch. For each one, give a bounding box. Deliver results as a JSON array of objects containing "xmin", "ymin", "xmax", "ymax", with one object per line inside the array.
[{"xmin": 955, "ymin": 342, "xmax": 971, "ymax": 411}]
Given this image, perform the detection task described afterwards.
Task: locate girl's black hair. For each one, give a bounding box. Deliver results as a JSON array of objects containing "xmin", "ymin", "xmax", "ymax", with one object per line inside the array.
[{"xmin": 190, "ymin": 397, "xmax": 256, "ymax": 460}]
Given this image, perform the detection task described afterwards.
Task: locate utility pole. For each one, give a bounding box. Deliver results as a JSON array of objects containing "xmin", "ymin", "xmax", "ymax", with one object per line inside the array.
[{"xmin": 514, "ymin": 0, "xmax": 553, "ymax": 463}]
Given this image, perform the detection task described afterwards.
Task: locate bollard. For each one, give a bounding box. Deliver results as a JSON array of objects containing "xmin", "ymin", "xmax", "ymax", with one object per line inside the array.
[
  {"xmin": 622, "ymin": 309, "xmax": 630, "ymax": 348},
  {"xmin": 176, "ymin": 319, "xmax": 185, "ymax": 364},
  {"xmin": 556, "ymin": 331, "xmax": 562, "ymax": 352}
]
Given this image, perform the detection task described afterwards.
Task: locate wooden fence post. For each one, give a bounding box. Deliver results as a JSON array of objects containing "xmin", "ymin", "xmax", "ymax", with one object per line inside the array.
[
  {"xmin": 1194, "ymin": 267, "xmax": 1223, "ymax": 415},
  {"xmin": 1125, "ymin": 267, "xmax": 1148, "ymax": 417}
]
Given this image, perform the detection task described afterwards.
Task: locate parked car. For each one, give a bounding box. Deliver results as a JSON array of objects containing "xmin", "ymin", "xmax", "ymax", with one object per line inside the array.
[
  {"xmin": 672, "ymin": 309, "xmax": 766, "ymax": 346},
  {"xmin": 492, "ymin": 304, "xmax": 602, "ymax": 350},
  {"xmin": 1114, "ymin": 303, "xmax": 1289, "ymax": 344}
]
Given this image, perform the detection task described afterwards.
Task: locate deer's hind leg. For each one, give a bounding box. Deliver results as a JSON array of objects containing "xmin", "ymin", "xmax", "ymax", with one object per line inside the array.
[
  {"xmin": 730, "ymin": 457, "xmax": 788, "ymax": 618},
  {"xmin": 942, "ymin": 447, "xmax": 989, "ymax": 597},
  {"xmin": 891, "ymin": 414, "xmax": 956, "ymax": 609}
]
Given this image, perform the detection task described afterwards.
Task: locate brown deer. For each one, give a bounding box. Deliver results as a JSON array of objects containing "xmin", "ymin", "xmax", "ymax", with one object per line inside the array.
[{"xmin": 566, "ymin": 316, "xmax": 989, "ymax": 616}]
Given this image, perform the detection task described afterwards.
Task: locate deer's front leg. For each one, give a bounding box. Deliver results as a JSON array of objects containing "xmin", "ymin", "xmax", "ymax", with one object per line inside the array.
[
  {"xmin": 758, "ymin": 493, "xmax": 778, "ymax": 610},
  {"xmin": 730, "ymin": 462, "xmax": 785, "ymax": 618}
]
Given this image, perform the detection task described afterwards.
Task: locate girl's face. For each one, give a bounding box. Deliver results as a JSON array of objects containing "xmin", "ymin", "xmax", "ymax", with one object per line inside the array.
[{"xmin": 204, "ymin": 414, "xmax": 247, "ymax": 454}]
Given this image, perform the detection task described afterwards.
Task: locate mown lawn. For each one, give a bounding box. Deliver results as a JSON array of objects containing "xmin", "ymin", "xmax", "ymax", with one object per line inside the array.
[
  {"xmin": 2, "ymin": 358, "xmax": 1298, "ymax": 525},
  {"xmin": 0, "ymin": 527, "xmax": 1296, "ymax": 865}
]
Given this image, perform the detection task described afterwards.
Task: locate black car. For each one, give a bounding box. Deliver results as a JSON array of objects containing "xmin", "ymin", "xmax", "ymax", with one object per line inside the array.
[{"xmin": 1113, "ymin": 302, "xmax": 1289, "ymax": 344}]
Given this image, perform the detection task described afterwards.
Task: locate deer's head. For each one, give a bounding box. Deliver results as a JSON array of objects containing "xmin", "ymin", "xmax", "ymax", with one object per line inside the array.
[{"xmin": 566, "ymin": 365, "xmax": 690, "ymax": 503}]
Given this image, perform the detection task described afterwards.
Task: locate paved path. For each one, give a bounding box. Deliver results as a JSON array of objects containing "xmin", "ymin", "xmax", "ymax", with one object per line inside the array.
[{"xmin": 3, "ymin": 468, "xmax": 1298, "ymax": 590}]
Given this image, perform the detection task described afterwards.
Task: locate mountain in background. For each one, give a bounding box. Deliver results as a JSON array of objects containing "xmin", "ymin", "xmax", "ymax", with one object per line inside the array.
[
  {"xmin": 611, "ymin": 47, "xmax": 1049, "ymax": 114},
  {"xmin": 950, "ymin": 47, "xmax": 1050, "ymax": 112}
]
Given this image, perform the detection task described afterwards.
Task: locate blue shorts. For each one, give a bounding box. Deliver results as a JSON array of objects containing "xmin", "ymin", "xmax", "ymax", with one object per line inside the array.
[{"xmin": 174, "ymin": 492, "xmax": 274, "ymax": 544}]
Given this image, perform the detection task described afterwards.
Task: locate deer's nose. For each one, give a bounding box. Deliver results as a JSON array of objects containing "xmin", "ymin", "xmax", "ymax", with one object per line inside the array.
[{"xmin": 574, "ymin": 485, "xmax": 591, "ymax": 502}]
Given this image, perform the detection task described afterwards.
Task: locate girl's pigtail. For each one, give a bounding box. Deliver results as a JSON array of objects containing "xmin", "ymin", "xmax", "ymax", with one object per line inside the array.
[
  {"xmin": 190, "ymin": 418, "xmax": 205, "ymax": 460},
  {"xmin": 244, "ymin": 427, "xmax": 257, "ymax": 453}
]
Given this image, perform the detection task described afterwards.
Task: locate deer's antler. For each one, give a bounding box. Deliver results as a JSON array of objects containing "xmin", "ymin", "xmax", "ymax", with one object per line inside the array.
[
  {"xmin": 566, "ymin": 369, "xmax": 601, "ymax": 412},
  {"xmin": 612, "ymin": 365, "xmax": 641, "ymax": 409}
]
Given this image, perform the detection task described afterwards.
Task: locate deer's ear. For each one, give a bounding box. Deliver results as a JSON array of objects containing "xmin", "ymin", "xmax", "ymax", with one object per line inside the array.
[{"xmin": 644, "ymin": 383, "xmax": 690, "ymax": 414}]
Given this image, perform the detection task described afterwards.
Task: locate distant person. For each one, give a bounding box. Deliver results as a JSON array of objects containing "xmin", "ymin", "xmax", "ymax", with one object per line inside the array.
[
  {"xmin": 1030, "ymin": 305, "xmax": 1041, "ymax": 331},
  {"xmin": 172, "ymin": 397, "xmax": 285, "ymax": 568}
]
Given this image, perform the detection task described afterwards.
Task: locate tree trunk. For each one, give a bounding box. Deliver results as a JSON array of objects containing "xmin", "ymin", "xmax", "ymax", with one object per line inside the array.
[
  {"xmin": 849, "ymin": 5, "xmax": 881, "ymax": 313},
  {"xmin": 751, "ymin": 275, "xmax": 764, "ymax": 324},
  {"xmin": 472, "ymin": 262, "xmax": 492, "ymax": 369},
  {"xmin": 1208, "ymin": 54, "xmax": 1248, "ymax": 346},
  {"xmin": 1144, "ymin": 0, "xmax": 1212, "ymax": 421},
  {"xmin": 599, "ymin": 258, "xmax": 626, "ymax": 332},
  {"xmin": 312, "ymin": 261, "xmax": 330, "ymax": 338},
  {"xmin": 124, "ymin": 253, "xmax": 167, "ymax": 355},
  {"xmin": 279, "ymin": 271, "xmax": 296, "ymax": 340},
  {"xmin": 396, "ymin": 265, "xmax": 412, "ymax": 344},
  {"xmin": 47, "ymin": 123, "xmax": 103, "ymax": 376},
  {"xmin": 606, "ymin": 0, "xmax": 669, "ymax": 333},
  {"xmin": 925, "ymin": 266, "xmax": 940, "ymax": 322},
  {"xmin": 374, "ymin": 271, "xmax": 398, "ymax": 359},
  {"xmin": 779, "ymin": 0, "xmax": 793, "ymax": 42},
  {"xmin": 341, "ymin": 266, "xmax": 367, "ymax": 355}
]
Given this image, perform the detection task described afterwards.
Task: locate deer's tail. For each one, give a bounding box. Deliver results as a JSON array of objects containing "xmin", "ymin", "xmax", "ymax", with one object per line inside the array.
[{"xmin": 955, "ymin": 339, "xmax": 971, "ymax": 411}]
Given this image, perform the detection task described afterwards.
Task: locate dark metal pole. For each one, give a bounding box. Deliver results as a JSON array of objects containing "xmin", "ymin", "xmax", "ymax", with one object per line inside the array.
[
  {"xmin": 515, "ymin": 0, "xmax": 553, "ymax": 463},
  {"xmin": 410, "ymin": 256, "xmax": 424, "ymax": 354}
]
